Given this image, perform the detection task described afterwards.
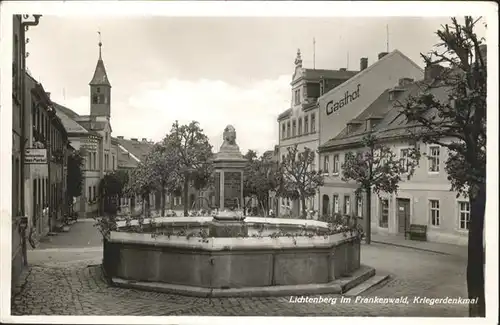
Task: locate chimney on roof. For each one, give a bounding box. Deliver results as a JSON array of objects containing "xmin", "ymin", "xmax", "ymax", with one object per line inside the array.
[
  {"xmin": 360, "ymin": 58, "xmax": 368, "ymax": 71},
  {"xmin": 117, "ymin": 136, "xmax": 124, "ymax": 139},
  {"xmin": 131, "ymin": 138, "xmax": 138, "ymax": 142},
  {"xmin": 424, "ymin": 63, "xmax": 445, "ymax": 81},
  {"xmin": 142, "ymin": 138, "xmax": 147, "ymax": 142},
  {"xmin": 45, "ymin": 92, "xmax": 51, "ymax": 99},
  {"xmin": 378, "ymin": 52, "xmax": 389, "ymax": 60},
  {"xmin": 339, "ymin": 68, "xmax": 347, "ymax": 71}
]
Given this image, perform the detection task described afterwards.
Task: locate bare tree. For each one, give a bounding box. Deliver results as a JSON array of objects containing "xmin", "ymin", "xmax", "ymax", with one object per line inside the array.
[{"xmin": 397, "ymin": 16, "xmax": 486, "ymax": 316}]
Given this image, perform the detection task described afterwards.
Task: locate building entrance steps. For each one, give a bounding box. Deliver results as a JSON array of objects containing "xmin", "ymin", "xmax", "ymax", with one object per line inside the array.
[{"xmin": 369, "ymin": 233, "xmax": 467, "ymax": 258}]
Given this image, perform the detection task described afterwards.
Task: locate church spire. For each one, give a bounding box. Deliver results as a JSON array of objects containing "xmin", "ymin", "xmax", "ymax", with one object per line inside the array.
[{"xmin": 89, "ymin": 31, "xmax": 111, "ymax": 87}]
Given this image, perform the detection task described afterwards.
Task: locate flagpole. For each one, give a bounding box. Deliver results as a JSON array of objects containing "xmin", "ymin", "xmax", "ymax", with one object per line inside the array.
[{"xmin": 386, "ymin": 24, "xmax": 389, "ymax": 52}]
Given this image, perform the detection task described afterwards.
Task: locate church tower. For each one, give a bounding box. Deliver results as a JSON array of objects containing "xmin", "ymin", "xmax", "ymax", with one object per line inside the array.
[{"xmin": 89, "ymin": 35, "xmax": 111, "ymax": 118}]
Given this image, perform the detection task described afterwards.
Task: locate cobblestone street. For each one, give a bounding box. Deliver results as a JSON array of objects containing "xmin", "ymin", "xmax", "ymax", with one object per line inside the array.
[{"xmin": 11, "ymin": 221, "xmax": 469, "ymax": 317}]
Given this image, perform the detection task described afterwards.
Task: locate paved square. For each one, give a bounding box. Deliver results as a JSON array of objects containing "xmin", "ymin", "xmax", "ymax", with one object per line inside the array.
[{"xmin": 11, "ymin": 242, "xmax": 468, "ymax": 317}]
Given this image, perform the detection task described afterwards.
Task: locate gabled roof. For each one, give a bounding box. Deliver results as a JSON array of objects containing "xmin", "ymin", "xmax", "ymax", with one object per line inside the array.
[
  {"xmin": 113, "ymin": 137, "xmax": 154, "ymax": 164},
  {"xmin": 303, "ymin": 68, "xmax": 358, "ymax": 81},
  {"xmin": 319, "ymin": 79, "xmax": 451, "ymax": 151},
  {"xmin": 53, "ymin": 101, "xmax": 80, "ymax": 119},
  {"xmin": 319, "ymin": 49, "xmax": 424, "ymax": 102},
  {"xmin": 117, "ymin": 150, "xmax": 139, "ymax": 169}
]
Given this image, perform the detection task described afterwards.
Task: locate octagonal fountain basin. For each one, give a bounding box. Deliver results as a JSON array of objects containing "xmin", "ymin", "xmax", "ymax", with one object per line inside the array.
[{"xmin": 103, "ymin": 216, "xmax": 375, "ymax": 297}]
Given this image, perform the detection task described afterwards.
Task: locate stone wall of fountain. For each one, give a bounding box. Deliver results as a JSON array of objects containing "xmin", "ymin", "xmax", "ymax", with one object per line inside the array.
[{"xmin": 102, "ymin": 215, "xmax": 370, "ymax": 297}]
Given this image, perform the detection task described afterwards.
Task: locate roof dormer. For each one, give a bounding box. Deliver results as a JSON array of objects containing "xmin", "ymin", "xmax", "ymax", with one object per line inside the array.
[
  {"xmin": 346, "ymin": 119, "xmax": 363, "ymax": 135},
  {"xmin": 366, "ymin": 115, "xmax": 384, "ymax": 131}
]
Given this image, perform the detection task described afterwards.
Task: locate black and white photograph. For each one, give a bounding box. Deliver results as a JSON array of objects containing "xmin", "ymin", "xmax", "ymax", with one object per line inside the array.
[{"xmin": 0, "ymin": 1, "xmax": 497, "ymax": 323}]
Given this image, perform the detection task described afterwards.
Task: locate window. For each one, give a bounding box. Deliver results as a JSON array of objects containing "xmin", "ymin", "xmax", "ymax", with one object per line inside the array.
[
  {"xmin": 400, "ymin": 148, "xmax": 409, "ymax": 172},
  {"xmin": 379, "ymin": 199, "xmax": 389, "ymax": 228},
  {"xmin": 294, "ymin": 89, "xmax": 300, "ymax": 105},
  {"xmin": 356, "ymin": 196, "xmax": 363, "ymax": 217},
  {"xmin": 93, "ymin": 152, "xmax": 97, "ymax": 170},
  {"xmin": 92, "ymin": 94, "xmax": 99, "ymax": 104},
  {"xmin": 112, "ymin": 156, "xmax": 115, "ymax": 170},
  {"xmin": 88, "ymin": 186, "xmax": 92, "ymax": 201},
  {"xmin": 311, "ymin": 113, "xmax": 316, "ymax": 133},
  {"xmin": 281, "ymin": 154, "xmax": 285, "ymax": 163},
  {"xmin": 344, "ymin": 195, "xmax": 351, "ymax": 215},
  {"xmin": 429, "ymin": 199, "xmax": 440, "ymax": 226},
  {"xmin": 281, "ymin": 123, "xmax": 286, "ymax": 139},
  {"xmin": 304, "ymin": 115, "xmax": 309, "ymax": 133},
  {"xmin": 332, "ymin": 154, "xmax": 340, "ymax": 174},
  {"xmin": 333, "ymin": 195, "xmax": 339, "ymax": 214},
  {"xmin": 286, "ymin": 121, "xmax": 291, "ymax": 138},
  {"xmin": 292, "ymin": 119, "xmax": 297, "ymax": 137},
  {"xmin": 428, "ymin": 146, "xmax": 440, "ymax": 172},
  {"xmin": 298, "ymin": 118, "xmax": 303, "ymax": 136},
  {"xmin": 458, "ymin": 201, "xmax": 470, "ymax": 230},
  {"xmin": 42, "ymin": 178, "xmax": 46, "ymax": 207},
  {"xmin": 88, "ymin": 152, "xmax": 92, "ymax": 170},
  {"xmin": 96, "ymin": 87, "xmax": 101, "ymax": 93},
  {"xmin": 105, "ymin": 132, "xmax": 108, "ymax": 143},
  {"xmin": 323, "ymin": 155, "xmax": 330, "ymax": 174},
  {"xmin": 13, "ymin": 35, "xmax": 19, "ymax": 99},
  {"xmin": 93, "ymin": 186, "xmax": 97, "ymax": 200}
]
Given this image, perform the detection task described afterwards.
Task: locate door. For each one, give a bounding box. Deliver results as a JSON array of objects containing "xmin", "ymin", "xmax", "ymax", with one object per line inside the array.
[
  {"xmin": 397, "ymin": 198, "xmax": 411, "ymax": 234},
  {"xmin": 322, "ymin": 195, "xmax": 330, "ymax": 217}
]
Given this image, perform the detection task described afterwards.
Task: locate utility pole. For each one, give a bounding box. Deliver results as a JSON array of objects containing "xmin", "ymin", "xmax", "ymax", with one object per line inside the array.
[{"xmin": 313, "ymin": 37, "xmax": 316, "ymax": 70}]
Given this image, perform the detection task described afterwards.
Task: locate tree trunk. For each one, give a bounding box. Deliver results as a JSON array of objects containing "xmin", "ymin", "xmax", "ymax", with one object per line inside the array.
[
  {"xmin": 467, "ymin": 183, "xmax": 485, "ymax": 317},
  {"xmin": 301, "ymin": 196, "xmax": 307, "ymax": 219},
  {"xmin": 183, "ymin": 173, "xmax": 189, "ymax": 217},
  {"xmin": 364, "ymin": 187, "xmax": 372, "ymax": 244},
  {"xmin": 161, "ymin": 187, "xmax": 166, "ymax": 217}
]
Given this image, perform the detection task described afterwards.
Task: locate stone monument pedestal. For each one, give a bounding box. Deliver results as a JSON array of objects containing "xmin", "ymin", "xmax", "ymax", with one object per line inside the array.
[{"xmin": 213, "ymin": 125, "xmax": 247, "ymax": 211}]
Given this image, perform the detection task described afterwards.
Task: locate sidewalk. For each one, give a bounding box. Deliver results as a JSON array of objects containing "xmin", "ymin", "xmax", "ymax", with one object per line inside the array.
[
  {"xmin": 370, "ymin": 233, "xmax": 467, "ymax": 258},
  {"xmin": 31, "ymin": 218, "xmax": 103, "ymax": 250}
]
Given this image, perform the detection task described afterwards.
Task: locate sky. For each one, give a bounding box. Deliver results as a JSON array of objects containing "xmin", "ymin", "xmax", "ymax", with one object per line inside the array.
[{"xmin": 24, "ymin": 16, "xmax": 480, "ymax": 156}]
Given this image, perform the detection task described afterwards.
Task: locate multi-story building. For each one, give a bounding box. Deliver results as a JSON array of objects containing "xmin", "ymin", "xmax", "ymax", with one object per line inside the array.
[
  {"xmin": 318, "ymin": 62, "xmax": 477, "ymax": 246},
  {"xmin": 276, "ymin": 48, "xmax": 424, "ymax": 219},
  {"xmin": 25, "ymin": 73, "xmax": 70, "ymax": 238},
  {"xmin": 276, "ymin": 49, "xmax": 358, "ymax": 217},
  {"xmin": 54, "ymin": 40, "xmax": 119, "ymax": 218},
  {"xmin": 11, "ymin": 14, "xmax": 41, "ymax": 287},
  {"xmin": 12, "ymin": 14, "xmax": 27, "ymax": 285}
]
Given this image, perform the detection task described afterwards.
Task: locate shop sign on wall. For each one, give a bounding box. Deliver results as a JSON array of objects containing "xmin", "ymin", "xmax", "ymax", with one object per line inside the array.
[{"xmin": 25, "ymin": 148, "xmax": 47, "ymax": 164}]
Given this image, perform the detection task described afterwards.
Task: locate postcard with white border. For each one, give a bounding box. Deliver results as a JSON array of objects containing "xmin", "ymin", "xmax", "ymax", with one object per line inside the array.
[{"xmin": 0, "ymin": 1, "xmax": 498, "ymax": 325}]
